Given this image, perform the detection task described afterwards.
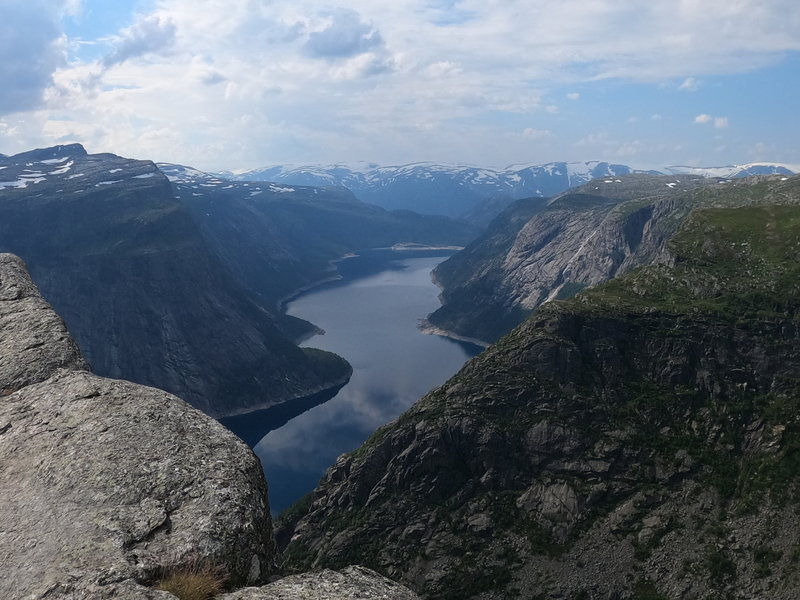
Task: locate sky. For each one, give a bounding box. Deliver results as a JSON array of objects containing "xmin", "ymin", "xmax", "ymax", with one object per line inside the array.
[{"xmin": 0, "ymin": 0, "xmax": 798, "ymax": 171}]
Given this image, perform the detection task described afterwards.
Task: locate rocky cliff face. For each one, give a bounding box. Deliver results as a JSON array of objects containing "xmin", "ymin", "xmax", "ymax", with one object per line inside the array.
[
  {"xmin": 278, "ymin": 197, "xmax": 800, "ymax": 599},
  {"xmin": 0, "ymin": 144, "xmax": 356, "ymax": 417},
  {"xmin": 428, "ymin": 174, "xmax": 798, "ymax": 343},
  {"xmin": 0, "ymin": 253, "xmax": 275, "ymax": 598}
]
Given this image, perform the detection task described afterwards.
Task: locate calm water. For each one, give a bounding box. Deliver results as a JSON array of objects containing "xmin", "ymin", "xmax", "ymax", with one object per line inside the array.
[{"xmin": 225, "ymin": 250, "xmax": 481, "ymax": 514}]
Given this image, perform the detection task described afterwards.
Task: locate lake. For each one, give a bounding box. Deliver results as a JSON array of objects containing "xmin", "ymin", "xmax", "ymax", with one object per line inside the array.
[{"xmin": 223, "ymin": 250, "xmax": 482, "ymax": 514}]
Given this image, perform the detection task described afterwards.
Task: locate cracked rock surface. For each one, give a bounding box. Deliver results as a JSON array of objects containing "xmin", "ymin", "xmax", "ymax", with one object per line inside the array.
[
  {"xmin": 221, "ymin": 566, "xmax": 421, "ymax": 599},
  {"xmin": 0, "ymin": 253, "xmax": 276, "ymax": 599}
]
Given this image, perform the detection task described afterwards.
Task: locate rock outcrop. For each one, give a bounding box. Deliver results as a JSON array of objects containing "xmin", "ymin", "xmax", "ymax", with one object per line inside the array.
[
  {"xmin": 0, "ymin": 254, "xmax": 276, "ymax": 599},
  {"xmin": 428, "ymin": 174, "xmax": 799, "ymax": 343},
  {"xmin": 278, "ymin": 198, "xmax": 800, "ymax": 599},
  {"xmin": 0, "ymin": 253, "xmax": 88, "ymax": 393},
  {"xmin": 221, "ymin": 566, "xmax": 420, "ymax": 599}
]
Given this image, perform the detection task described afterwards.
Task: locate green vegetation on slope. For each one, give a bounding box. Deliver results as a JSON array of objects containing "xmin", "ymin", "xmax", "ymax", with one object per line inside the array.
[{"xmin": 278, "ymin": 196, "xmax": 800, "ymax": 600}]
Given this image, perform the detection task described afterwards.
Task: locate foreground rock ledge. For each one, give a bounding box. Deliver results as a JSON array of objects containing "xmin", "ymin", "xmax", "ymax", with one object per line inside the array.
[{"xmin": 0, "ymin": 253, "xmax": 275, "ymax": 599}]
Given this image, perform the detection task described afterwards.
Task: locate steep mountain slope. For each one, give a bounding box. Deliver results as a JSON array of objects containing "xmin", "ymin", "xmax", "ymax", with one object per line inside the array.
[
  {"xmin": 232, "ymin": 161, "xmax": 644, "ymax": 219},
  {"xmin": 0, "ymin": 145, "xmax": 475, "ymax": 417},
  {"xmin": 0, "ymin": 145, "xmax": 351, "ymax": 417},
  {"xmin": 427, "ymin": 174, "xmax": 797, "ymax": 343},
  {"xmin": 278, "ymin": 180, "xmax": 800, "ymax": 599}
]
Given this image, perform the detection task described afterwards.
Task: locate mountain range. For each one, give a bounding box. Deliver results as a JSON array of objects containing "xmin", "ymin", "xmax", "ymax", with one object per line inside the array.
[
  {"xmin": 4, "ymin": 140, "xmax": 800, "ymax": 599},
  {"xmin": 229, "ymin": 161, "xmax": 796, "ymax": 222}
]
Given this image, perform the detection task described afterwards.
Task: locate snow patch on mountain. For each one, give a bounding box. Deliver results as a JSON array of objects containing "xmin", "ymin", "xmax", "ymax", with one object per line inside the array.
[
  {"xmin": 665, "ymin": 163, "xmax": 799, "ymax": 178},
  {"xmin": 231, "ymin": 159, "xmax": 796, "ymax": 219}
]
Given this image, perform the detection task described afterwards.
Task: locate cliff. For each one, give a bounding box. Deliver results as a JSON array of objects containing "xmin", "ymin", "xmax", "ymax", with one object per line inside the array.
[
  {"xmin": 0, "ymin": 145, "xmax": 355, "ymax": 417},
  {"xmin": 0, "ymin": 253, "xmax": 275, "ymax": 598},
  {"xmin": 278, "ymin": 199, "xmax": 800, "ymax": 599},
  {"xmin": 427, "ymin": 174, "xmax": 798, "ymax": 343}
]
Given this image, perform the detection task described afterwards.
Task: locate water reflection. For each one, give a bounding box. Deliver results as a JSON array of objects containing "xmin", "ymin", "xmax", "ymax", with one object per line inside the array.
[{"xmin": 232, "ymin": 252, "xmax": 482, "ymax": 514}]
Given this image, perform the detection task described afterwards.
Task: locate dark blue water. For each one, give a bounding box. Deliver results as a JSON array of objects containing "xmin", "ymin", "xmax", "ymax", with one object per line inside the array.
[{"xmin": 226, "ymin": 250, "xmax": 481, "ymax": 514}]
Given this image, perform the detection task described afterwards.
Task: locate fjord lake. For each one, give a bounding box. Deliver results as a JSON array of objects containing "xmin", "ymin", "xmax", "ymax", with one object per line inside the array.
[{"xmin": 224, "ymin": 250, "xmax": 482, "ymax": 514}]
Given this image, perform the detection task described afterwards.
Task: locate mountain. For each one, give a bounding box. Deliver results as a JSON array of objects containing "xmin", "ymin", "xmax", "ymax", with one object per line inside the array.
[
  {"xmin": 665, "ymin": 162, "xmax": 799, "ymax": 178},
  {"xmin": 231, "ymin": 161, "xmax": 647, "ymax": 220},
  {"xmin": 0, "ymin": 145, "xmax": 475, "ymax": 417},
  {"xmin": 425, "ymin": 173, "xmax": 797, "ymax": 344},
  {"xmin": 277, "ymin": 175, "xmax": 800, "ymax": 600},
  {"xmin": 231, "ymin": 161, "xmax": 796, "ymax": 223},
  {"xmin": 160, "ymin": 162, "xmax": 477, "ymax": 322},
  {"xmin": 0, "ymin": 144, "xmax": 352, "ymax": 417}
]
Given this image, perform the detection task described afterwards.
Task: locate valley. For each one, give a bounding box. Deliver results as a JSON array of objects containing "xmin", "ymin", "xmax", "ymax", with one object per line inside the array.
[
  {"xmin": 0, "ymin": 145, "xmax": 475, "ymax": 417},
  {"xmin": 278, "ymin": 174, "xmax": 800, "ymax": 599},
  {"xmin": 225, "ymin": 249, "xmax": 482, "ymax": 514},
  {"xmin": 1, "ymin": 142, "xmax": 800, "ymax": 600}
]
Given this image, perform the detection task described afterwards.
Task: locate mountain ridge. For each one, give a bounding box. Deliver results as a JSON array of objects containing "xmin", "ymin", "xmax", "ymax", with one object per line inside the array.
[
  {"xmin": 228, "ymin": 160, "xmax": 796, "ymax": 221},
  {"xmin": 277, "ymin": 176, "xmax": 800, "ymax": 599},
  {"xmin": 426, "ymin": 173, "xmax": 800, "ymax": 344}
]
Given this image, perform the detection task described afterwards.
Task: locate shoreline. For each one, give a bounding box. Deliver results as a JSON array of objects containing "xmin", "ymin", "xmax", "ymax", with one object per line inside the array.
[
  {"xmin": 276, "ymin": 254, "xmax": 355, "ymax": 312},
  {"xmin": 382, "ymin": 243, "xmax": 465, "ymax": 252},
  {"xmin": 423, "ymin": 263, "xmax": 490, "ymax": 348},
  {"xmin": 217, "ymin": 367, "xmax": 353, "ymax": 420},
  {"xmin": 417, "ymin": 318, "xmax": 490, "ymax": 349},
  {"xmin": 277, "ymin": 246, "xmax": 465, "ymax": 312}
]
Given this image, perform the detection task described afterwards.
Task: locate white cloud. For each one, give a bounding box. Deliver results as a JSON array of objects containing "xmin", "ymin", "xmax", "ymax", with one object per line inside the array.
[
  {"xmin": 102, "ymin": 15, "xmax": 177, "ymax": 67},
  {"xmin": 1, "ymin": 0, "xmax": 798, "ymax": 167},
  {"xmin": 694, "ymin": 114, "xmax": 729, "ymax": 129},
  {"xmin": 678, "ymin": 77, "xmax": 698, "ymax": 91},
  {"xmin": 521, "ymin": 128, "xmax": 551, "ymax": 139},
  {"xmin": 303, "ymin": 8, "xmax": 384, "ymax": 59},
  {"xmin": 0, "ymin": 0, "xmax": 71, "ymax": 114}
]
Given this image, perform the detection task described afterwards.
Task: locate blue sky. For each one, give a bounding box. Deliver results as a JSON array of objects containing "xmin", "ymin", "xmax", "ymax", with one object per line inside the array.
[{"xmin": 0, "ymin": 0, "xmax": 798, "ymax": 171}]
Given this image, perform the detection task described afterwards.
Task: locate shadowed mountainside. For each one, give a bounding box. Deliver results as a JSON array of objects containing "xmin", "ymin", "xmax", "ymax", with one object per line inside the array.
[{"xmin": 0, "ymin": 145, "xmax": 475, "ymax": 416}]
